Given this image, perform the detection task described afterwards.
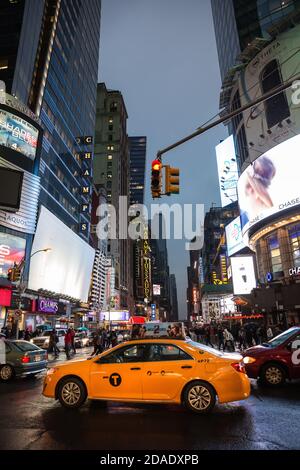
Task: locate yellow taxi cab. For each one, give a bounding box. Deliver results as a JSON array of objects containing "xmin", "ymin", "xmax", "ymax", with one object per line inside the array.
[{"xmin": 43, "ymin": 338, "xmax": 251, "ymax": 413}]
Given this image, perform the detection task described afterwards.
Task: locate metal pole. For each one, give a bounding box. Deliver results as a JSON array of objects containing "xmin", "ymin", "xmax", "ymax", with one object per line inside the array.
[{"xmin": 157, "ymin": 75, "xmax": 300, "ymax": 159}]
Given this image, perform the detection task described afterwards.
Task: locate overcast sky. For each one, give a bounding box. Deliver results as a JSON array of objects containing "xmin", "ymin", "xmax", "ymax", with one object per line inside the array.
[{"xmin": 98, "ymin": 0, "xmax": 227, "ymax": 318}]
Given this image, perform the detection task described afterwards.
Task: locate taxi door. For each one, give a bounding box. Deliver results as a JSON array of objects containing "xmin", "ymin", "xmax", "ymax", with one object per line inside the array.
[
  {"xmin": 89, "ymin": 343, "xmax": 147, "ymax": 400},
  {"xmin": 142, "ymin": 343, "xmax": 195, "ymax": 400}
]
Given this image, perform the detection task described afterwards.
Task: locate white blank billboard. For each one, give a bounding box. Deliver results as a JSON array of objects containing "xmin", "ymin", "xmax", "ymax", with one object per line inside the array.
[
  {"xmin": 231, "ymin": 256, "xmax": 256, "ymax": 295},
  {"xmin": 28, "ymin": 206, "xmax": 95, "ymax": 302}
]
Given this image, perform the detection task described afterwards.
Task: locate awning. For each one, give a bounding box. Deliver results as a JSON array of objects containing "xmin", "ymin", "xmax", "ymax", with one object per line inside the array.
[
  {"xmin": 223, "ymin": 314, "xmax": 264, "ymax": 321},
  {"xmin": 128, "ymin": 316, "xmax": 146, "ymax": 324}
]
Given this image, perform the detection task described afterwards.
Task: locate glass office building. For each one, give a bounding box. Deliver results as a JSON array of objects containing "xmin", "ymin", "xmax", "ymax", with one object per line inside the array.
[
  {"xmin": 129, "ymin": 136, "xmax": 147, "ymax": 206},
  {"xmin": 211, "ymin": 0, "xmax": 300, "ymax": 80},
  {"xmin": 0, "ymin": 0, "xmax": 101, "ymax": 241}
]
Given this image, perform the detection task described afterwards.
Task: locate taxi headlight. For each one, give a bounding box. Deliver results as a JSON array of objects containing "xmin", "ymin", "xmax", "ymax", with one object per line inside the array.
[
  {"xmin": 47, "ymin": 367, "xmax": 58, "ymax": 376},
  {"xmin": 243, "ymin": 356, "xmax": 256, "ymax": 364}
]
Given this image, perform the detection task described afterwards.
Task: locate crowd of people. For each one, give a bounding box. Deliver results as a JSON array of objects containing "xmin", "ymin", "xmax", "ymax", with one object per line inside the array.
[{"xmin": 186, "ymin": 321, "xmax": 295, "ymax": 352}]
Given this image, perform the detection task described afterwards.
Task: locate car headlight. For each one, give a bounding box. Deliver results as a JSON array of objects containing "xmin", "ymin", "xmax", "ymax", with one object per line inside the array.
[
  {"xmin": 243, "ymin": 356, "xmax": 256, "ymax": 364},
  {"xmin": 30, "ymin": 339, "xmax": 34, "ymax": 343},
  {"xmin": 47, "ymin": 367, "xmax": 58, "ymax": 376}
]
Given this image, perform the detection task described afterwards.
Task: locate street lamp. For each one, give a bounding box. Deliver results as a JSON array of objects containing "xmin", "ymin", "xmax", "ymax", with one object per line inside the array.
[
  {"xmin": 15, "ymin": 247, "xmax": 52, "ymax": 339},
  {"xmin": 30, "ymin": 248, "xmax": 52, "ymax": 258}
]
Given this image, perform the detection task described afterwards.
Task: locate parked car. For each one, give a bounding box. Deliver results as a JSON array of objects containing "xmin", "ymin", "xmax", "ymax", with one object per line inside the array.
[
  {"xmin": 243, "ymin": 327, "xmax": 300, "ymax": 386},
  {"xmin": 0, "ymin": 340, "xmax": 48, "ymax": 382},
  {"xmin": 31, "ymin": 329, "xmax": 67, "ymax": 350},
  {"xmin": 74, "ymin": 333, "xmax": 90, "ymax": 348}
]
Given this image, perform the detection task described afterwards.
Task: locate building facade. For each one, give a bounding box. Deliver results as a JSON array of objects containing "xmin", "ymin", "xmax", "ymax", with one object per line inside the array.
[
  {"xmin": 169, "ymin": 274, "xmax": 179, "ymax": 321},
  {"xmin": 129, "ymin": 136, "xmax": 146, "ymax": 206},
  {"xmin": 212, "ymin": 0, "xmax": 300, "ymax": 325},
  {"xmin": 93, "ymin": 82, "xmax": 133, "ymax": 311}
]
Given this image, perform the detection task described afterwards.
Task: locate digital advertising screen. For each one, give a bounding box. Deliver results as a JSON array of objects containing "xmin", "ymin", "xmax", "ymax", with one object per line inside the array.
[
  {"xmin": 225, "ymin": 216, "xmax": 246, "ymax": 257},
  {"xmin": 238, "ymin": 134, "xmax": 300, "ymax": 235},
  {"xmin": 0, "ymin": 166, "xmax": 23, "ymax": 212},
  {"xmin": 216, "ymin": 135, "xmax": 238, "ymax": 207},
  {"xmin": 0, "ymin": 232, "xmax": 26, "ymax": 278},
  {"xmin": 0, "ymin": 108, "xmax": 39, "ymax": 160},
  {"xmin": 231, "ymin": 256, "xmax": 256, "ymax": 295}
]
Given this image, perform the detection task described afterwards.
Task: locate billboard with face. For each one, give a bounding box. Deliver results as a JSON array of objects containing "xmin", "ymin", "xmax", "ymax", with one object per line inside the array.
[
  {"xmin": 238, "ymin": 134, "xmax": 300, "ymax": 235},
  {"xmin": 0, "ymin": 108, "xmax": 39, "ymax": 160},
  {"xmin": 0, "ymin": 232, "xmax": 26, "ymax": 277}
]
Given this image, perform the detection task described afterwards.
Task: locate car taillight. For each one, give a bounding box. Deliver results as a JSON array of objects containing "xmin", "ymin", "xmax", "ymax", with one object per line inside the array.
[
  {"xmin": 231, "ymin": 362, "xmax": 246, "ymax": 374},
  {"xmin": 21, "ymin": 356, "xmax": 30, "ymax": 364}
]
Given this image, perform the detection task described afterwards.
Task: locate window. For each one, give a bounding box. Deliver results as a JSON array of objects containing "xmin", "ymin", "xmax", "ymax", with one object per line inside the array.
[
  {"xmin": 107, "ymin": 145, "xmax": 114, "ymax": 151},
  {"xmin": 107, "ymin": 155, "xmax": 113, "ymax": 160},
  {"xmin": 148, "ymin": 344, "xmax": 193, "ymax": 362},
  {"xmin": 98, "ymin": 344, "xmax": 148, "ymax": 363},
  {"xmin": 288, "ymin": 223, "xmax": 300, "ymax": 267},
  {"xmin": 108, "ymin": 125, "xmax": 113, "ymax": 131},
  {"xmin": 260, "ymin": 59, "xmax": 290, "ymax": 128},
  {"xmin": 267, "ymin": 233, "xmax": 282, "ymax": 272}
]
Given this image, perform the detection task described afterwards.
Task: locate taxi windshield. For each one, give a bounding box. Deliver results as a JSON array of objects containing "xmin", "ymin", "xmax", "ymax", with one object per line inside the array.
[{"xmin": 187, "ymin": 340, "xmax": 224, "ymax": 357}]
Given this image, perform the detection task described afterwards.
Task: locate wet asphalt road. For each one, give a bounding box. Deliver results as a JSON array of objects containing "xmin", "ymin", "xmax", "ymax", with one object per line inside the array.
[{"xmin": 0, "ymin": 349, "xmax": 300, "ymax": 450}]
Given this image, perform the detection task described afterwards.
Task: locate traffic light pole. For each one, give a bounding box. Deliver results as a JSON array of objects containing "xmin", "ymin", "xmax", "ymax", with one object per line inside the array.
[{"xmin": 156, "ymin": 75, "xmax": 300, "ymax": 160}]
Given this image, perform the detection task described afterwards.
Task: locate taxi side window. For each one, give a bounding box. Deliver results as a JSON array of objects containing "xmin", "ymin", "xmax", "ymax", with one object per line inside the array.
[
  {"xmin": 98, "ymin": 344, "xmax": 148, "ymax": 364},
  {"xmin": 148, "ymin": 344, "xmax": 193, "ymax": 362}
]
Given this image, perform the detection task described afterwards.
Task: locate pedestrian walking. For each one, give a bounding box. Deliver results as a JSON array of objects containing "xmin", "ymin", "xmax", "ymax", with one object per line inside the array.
[
  {"xmin": 267, "ymin": 325, "xmax": 273, "ymax": 340},
  {"xmin": 64, "ymin": 329, "xmax": 72, "ymax": 360},
  {"xmin": 205, "ymin": 326, "xmax": 214, "ymax": 348},
  {"xmin": 24, "ymin": 328, "xmax": 31, "ymax": 341},
  {"xmin": 217, "ymin": 325, "xmax": 225, "ymax": 351},
  {"xmin": 70, "ymin": 328, "xmax": 76, "ymax": 354},
  {"xmin": 49, "ymin": 329, "xmax": 60, "ymax": 357},
  {"xmin": 224, "ymin": 328, "xmax": 235, "ymax": 352},
  {"xmin": 238, "ymin": 327, "xmax": 247, "ymax": 351}
]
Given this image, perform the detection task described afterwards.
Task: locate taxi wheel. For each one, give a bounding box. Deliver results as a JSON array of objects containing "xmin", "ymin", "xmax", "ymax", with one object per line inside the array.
[
  {"xmin": 183, "ymin": 381, "xmax": 216, "ymax": 414},
  {"xmin": 260, "ymin": 363, "xmax": 286, "ymax": 387},
  {"xmin": 0, "ymin": 365, "xmax": 14, "ymax": 382},
  {"xmin": 58, "ymin": 377, "xmax": 87, "ymax": 408}
]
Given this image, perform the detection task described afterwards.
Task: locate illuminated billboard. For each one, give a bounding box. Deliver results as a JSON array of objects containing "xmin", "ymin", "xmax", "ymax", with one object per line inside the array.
[
  {"xmin": 225, "ymin": 216, "xmax": 246, "ymax": 257},
  {"xmin": 28, "ymin": 206, "xmax": 95, "ymax": 301},
  {"xmin": 238, "ymin": 134, "xmax": 300, "ymax": 235},
  {"xmin": 231, "ymin": 256, "xmax": 256, "ymax": 295},
  {"xmin": 0, "ymin": 108, "xmax": 39, "ymax": 160},
  {"xmin": 215, "ymin": 135, "xmax": 238, "ymax": 207},
  {"xmin": 0, "ymin": 232, "xmax": 26, "ymax": 278}
]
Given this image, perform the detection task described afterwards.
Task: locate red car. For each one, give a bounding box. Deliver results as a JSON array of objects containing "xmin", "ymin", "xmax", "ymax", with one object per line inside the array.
[{"xmin": 243, "ymin": 327, "xmax": 300, "ymax": 386}]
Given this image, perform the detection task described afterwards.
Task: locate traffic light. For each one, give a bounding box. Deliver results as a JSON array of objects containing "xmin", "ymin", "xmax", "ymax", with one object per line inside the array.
[
  {"xmin": 165, "ymin": 165, "xmax": 180, "ymax": 195},
  {"xmin": 12, "ymin": 263, "xmax": 21, "ymax": 282},
  {"xmin": 7, "ymin": 268, "xmax": 13, "ymax": 281},
  {"xmin": 151, "ymin": 159, "xmax": 162, "ymax": 198}
]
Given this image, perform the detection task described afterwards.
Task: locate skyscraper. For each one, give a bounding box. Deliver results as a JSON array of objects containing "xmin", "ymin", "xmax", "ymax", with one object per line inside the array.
[
  {"xmin": 129, "ymin": 136, "xmax": 146, "ymax": 206},
  {"xmin": 169, "ymin": 274, "xmax": 179, "ymax": 321},
  {"xmin": 93, "ymin": 82, "xmax": 133, "ymax": 311},
  {"xmin": 0, "ymin": 0, "xmax": 102, "ymax": 241},
  {"xmin": 211, "ymin": 0, "xmax": 300, "ymax": 81}
]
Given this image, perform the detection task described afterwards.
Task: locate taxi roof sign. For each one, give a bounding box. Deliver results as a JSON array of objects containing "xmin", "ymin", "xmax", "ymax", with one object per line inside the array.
[{"xmin": 130, "ymin": 322, "xmax": 186, "ymax": 340}]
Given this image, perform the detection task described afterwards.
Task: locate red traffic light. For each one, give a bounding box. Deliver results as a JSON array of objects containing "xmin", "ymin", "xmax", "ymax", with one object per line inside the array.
[{"xmin": 152, "ymin": 159, "xmax": 162, "ymax": 171}]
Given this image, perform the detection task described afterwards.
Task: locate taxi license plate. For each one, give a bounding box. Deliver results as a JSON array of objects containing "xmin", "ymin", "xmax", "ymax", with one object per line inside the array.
[{"xmin": 35, "ymin": 355, "xmax": 41, "ymax": 362}]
